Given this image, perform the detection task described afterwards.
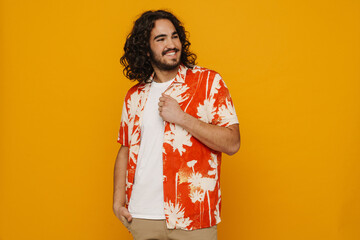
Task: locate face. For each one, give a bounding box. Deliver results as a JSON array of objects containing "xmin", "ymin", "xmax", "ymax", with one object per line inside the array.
[{"xmin": 149, "ymin": 19, "xmax": 182, "ymax": 71}]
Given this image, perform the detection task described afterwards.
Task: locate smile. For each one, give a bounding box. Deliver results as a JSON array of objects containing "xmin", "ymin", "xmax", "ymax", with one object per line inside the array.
[
  {"xmin": 163, "ymin": 48, "xmax": 179, "ymax": 56},
  {"xmin": 165, "ymin": 51, "xmax": 176, "ymax": 56}
]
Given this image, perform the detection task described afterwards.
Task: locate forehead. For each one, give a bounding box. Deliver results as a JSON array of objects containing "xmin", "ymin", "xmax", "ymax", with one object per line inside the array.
[{"xmin": 150, "ymin": 19, "xmax": 177, "ymax": 38}]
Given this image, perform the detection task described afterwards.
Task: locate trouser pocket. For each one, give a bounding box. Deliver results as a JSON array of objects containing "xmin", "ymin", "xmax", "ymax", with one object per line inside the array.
[{"xmin": 121, "ymin": 216, "xmax": 132, "ymax": 231}]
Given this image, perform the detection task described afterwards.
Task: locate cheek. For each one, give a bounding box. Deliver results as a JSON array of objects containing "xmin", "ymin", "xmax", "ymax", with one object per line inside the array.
[
  {"xmin": 150, "ymin": 42, "xmax": 161, "ymax": 53},
  {"xmin": 176, "ymin": 39, "xmax": 182, "ymax": 47},
  {"xmin": 155, "ymin": 45, "xmax": 165, "ymax": 54},
  {"xmin": 176, "ymin": 41, "xmax": 182, "ymax": 51}
]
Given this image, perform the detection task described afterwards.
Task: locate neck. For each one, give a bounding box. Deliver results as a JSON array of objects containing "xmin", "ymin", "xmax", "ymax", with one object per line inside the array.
[{"xmin": 152, "ymin": 66, "xmax": 179, "ymax": 83}]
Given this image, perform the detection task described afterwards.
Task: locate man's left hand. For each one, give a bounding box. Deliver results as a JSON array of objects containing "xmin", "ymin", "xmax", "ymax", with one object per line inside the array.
[{"xmin": 158, "ymin": 93, "xmax": 185, "ymax": 124}]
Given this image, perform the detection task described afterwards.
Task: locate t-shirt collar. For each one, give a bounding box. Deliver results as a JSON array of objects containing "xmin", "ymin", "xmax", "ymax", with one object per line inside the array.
[{"xmin": 148, "ymin": 64, "xmax": 187, "ymax": 84}]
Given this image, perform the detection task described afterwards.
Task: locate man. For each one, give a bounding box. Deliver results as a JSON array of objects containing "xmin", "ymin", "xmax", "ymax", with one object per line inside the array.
[{"xmin": 113, "ymin": 10, "xmax": 240, "ymax": 240}]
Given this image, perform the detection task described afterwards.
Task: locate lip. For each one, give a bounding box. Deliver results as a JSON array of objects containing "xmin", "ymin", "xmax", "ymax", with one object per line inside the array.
[
  {"xmin": 163, "ymin": 49, "xmax": 179, "ymax": 56},
  {"xmin": 165, "ymin": 51, "xmax": 177, "ymax": 56}
]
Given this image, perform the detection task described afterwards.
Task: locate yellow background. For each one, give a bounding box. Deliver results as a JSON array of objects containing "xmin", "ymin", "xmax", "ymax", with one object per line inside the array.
[{"xmin": 1, "ymin": 0, "xmax": 359, "ymax": 239}]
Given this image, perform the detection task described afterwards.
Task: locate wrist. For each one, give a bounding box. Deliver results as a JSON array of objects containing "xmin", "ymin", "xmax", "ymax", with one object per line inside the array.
[
  {"xmin": 176, "ymin": 111, "xmax": 188, "ymax": 127},
  {"xmin": 113, "ymin": 200, "xmax": 125, "ymax": 209}
]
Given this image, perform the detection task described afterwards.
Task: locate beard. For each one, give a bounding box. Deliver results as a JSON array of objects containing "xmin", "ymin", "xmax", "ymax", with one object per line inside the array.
[{"xmin": 149, "ymin": 48, "xmax": 181, "ymax": 71}]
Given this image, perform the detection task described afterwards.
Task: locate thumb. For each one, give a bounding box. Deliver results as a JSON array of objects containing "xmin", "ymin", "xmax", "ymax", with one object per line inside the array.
[{"xmin": 123, "ymin": 210, "xmax": 133, "ymax": 222}]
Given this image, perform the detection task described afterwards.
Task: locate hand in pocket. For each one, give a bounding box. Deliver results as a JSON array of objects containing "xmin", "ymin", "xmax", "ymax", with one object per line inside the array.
[{"xmin": 114, "ymin": 205, "xmax": 133, "ymax": 229}]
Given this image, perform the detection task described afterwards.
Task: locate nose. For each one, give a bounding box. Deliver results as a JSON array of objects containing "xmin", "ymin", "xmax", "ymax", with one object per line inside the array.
[{"xmin": 166, "ymin": 38, "xmax": 176, "ymax": 49}]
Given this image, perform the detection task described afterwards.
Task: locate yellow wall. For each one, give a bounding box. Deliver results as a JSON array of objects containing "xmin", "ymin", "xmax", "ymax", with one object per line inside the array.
[{"xmin": 1, "ymin": 0, "xmax": 359, "ymax": 239}]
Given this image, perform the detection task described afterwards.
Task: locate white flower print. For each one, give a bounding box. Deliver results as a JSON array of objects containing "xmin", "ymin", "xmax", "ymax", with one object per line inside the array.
[
  {"xmin": 208, "ymin": 153, "xmax": 218, "ymax": 178},
  {"xmin": 164, "ymin": 124, "xmax": 192, "ymax": 156},
  {"xmin": 187, "ymin": 160, "xmax": 197, "ymax": 172},
  {"xmin": 126, "ymin": 90, "xmax": 141, "ymax": 121},
  {"xmin": 128, "ymin": 130, "xmax": 140, "ymax": 164},
  {"xmin": 190, "ymin": 65, "xmax": 202, "ymax": 74},
  {"xmin": 164, "ymin": 200, "xmax": 192, "ymax": 229},
  {"xmin": 200, "ymin": 177, "xmax": 217, "ymax": 192},
  {"xmin": 218, "ymin": 97, "xmax": 237, "ymax": 126},
  {"xmin": 118, "ymin": 102, "xmax": 130, "ymax": 143},
  {"xmin": 208, "ymin": 153, "xmax": 218, "ymax": 168},
  {"xmin": 207, "ymin": 169, "xmax": 216, "ymax": 176},
  {"xmin": 120, "ymin": 102, "xmax": 128, "ymax": 126},
  {"xmin": 167, "ymin": 84, "xmax": 190, "ymax": 104},
  {"xmin": 187, "ymin": 153, "xmax": 218, "ymax": 226},
  {"xmin": 128, "ymin": 144, "xmax": 139, "ymax": 164},
  {"xmin": 196, "ymin": 98, "xmax": 216, "ymax": 123},
  {"xmin": 214, "ymin": 199, "xmax": 221, "ymax": 223},
  {"xmin": 190, "ymin": 190, "xmax": 205, "ymax": 203},
  {"xmin": 214, "ymin": 188, "xmax": 222, "ymax": 224},
  {"xmin": 126, "ymin": 91, "xmax": 142, "ymax": 136},
  {"xmin": 197, "ymin": 74, "xmax": 225, "ymax": 124},
  {"xmin": 188, "ymin": 172, "xmax": 203, "ymax": 188},
  {"xmin": 210, "ymin": 74, "xmax": 222, "ymax": 97}
]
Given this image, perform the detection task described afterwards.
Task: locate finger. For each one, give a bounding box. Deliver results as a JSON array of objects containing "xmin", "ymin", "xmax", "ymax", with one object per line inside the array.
[
  {"xmin": 162, "ymin": 93, "xmax": 174, "ymax": 101},
  {"xmin": 158, "ymin": 102, "xmax": 164, "ymax": 107},
  {"xmin": 123, "ymin": 211, "xmax": 132, "ymax": 222}
]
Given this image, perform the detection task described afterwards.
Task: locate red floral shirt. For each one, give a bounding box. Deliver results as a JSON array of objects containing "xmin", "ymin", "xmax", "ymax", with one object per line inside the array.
[{"xmin": 118, "ymin": 64, "xmax": 238, "ymax": 230}]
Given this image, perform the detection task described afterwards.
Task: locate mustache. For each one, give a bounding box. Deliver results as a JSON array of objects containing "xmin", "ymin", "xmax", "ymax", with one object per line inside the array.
[{"xmin": 162, "ymin": 48, "xmax": 180, "ymax": 56}]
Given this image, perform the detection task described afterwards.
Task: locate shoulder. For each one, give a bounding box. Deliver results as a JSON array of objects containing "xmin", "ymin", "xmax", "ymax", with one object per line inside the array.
[
  {"xmin": 124, "ymin": 82, "xmax": 147, "ymax": 101},
  {"xmin": 185, "ymin": 65, "xmax": 223, "ymax": 86},
  {"xmin": 187, "ymin": 65, "xmax": 220, "ymax": 76}
]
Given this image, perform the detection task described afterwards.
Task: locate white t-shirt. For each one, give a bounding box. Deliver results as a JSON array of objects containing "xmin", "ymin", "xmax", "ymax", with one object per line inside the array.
[{"xmin": 128, "ymin": 79, "xmax": 174, "ymax": 219}]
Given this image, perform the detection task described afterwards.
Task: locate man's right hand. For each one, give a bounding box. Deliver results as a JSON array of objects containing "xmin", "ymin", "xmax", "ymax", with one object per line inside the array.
[
  {"xmin": 113, "ymin": 204, "xmax": 133, "ymax": 223},
  {"xmin": 113, "ymin": 145, "xmax": 131, "ymax": 225}
]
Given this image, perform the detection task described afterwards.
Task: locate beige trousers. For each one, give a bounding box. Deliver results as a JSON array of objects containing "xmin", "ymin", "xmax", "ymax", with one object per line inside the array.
[{"xmin": 122, "ymin": 218, "xmax": 217, "ymax": 240}]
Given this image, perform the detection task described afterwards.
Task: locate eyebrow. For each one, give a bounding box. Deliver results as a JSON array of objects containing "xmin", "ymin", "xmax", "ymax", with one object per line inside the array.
[{"xmin": 153, "ymin": 31, "xmax": 178, "ymax": 40}]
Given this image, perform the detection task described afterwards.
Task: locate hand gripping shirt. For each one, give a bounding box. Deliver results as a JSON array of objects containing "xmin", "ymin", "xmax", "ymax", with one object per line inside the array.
[{"xmin": 117, "ymin": 64, "xmax": 239, "ymax": 230}]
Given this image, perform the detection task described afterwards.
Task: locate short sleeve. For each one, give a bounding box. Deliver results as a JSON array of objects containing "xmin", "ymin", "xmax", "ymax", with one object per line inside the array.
[
  {"xmin": 209, "ymin": 74, "xmax": 239, "ymax": 127},
  {"xmin": 117, "ymin": 101, "xmax": 129, "ymax": 146}
]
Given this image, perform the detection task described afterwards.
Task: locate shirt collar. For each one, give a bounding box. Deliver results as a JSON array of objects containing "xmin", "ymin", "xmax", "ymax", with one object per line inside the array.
[{"xmin": 174, "ymin": 64, "xmax": 187, "ymax": 84}]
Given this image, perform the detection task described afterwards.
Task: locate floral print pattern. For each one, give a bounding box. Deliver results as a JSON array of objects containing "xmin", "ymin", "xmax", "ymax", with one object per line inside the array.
[{"xmin": 118, "ymin": 64, "xmax": 238, "ymax": 230}]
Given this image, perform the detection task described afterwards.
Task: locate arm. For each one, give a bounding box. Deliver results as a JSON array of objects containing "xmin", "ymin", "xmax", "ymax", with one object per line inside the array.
[
  {"xmin": 179, "ymin": 113, "xmax": 240, "ymax": 155},
  {"xmin": 159, "ymin": 94, "xmax": 240, "ymax": 155},
  {"xmin": 113, "ymin": 145, "xmax": 132, "ymax": 222}
]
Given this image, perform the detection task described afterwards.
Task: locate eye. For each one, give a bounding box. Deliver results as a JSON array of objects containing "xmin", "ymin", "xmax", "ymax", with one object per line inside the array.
[
  {"xmin": 172, "ymin": 34, "xmax": 179, "ymax": 39},
  {"xmin": 156, "ymin": 38, "xmax": 165, "ymax": 42}
]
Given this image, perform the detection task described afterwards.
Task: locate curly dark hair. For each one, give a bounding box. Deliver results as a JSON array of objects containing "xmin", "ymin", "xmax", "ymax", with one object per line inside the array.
[{"xmin": 120, "ymin": 10, "xmax": 197, "ymax": 83}]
